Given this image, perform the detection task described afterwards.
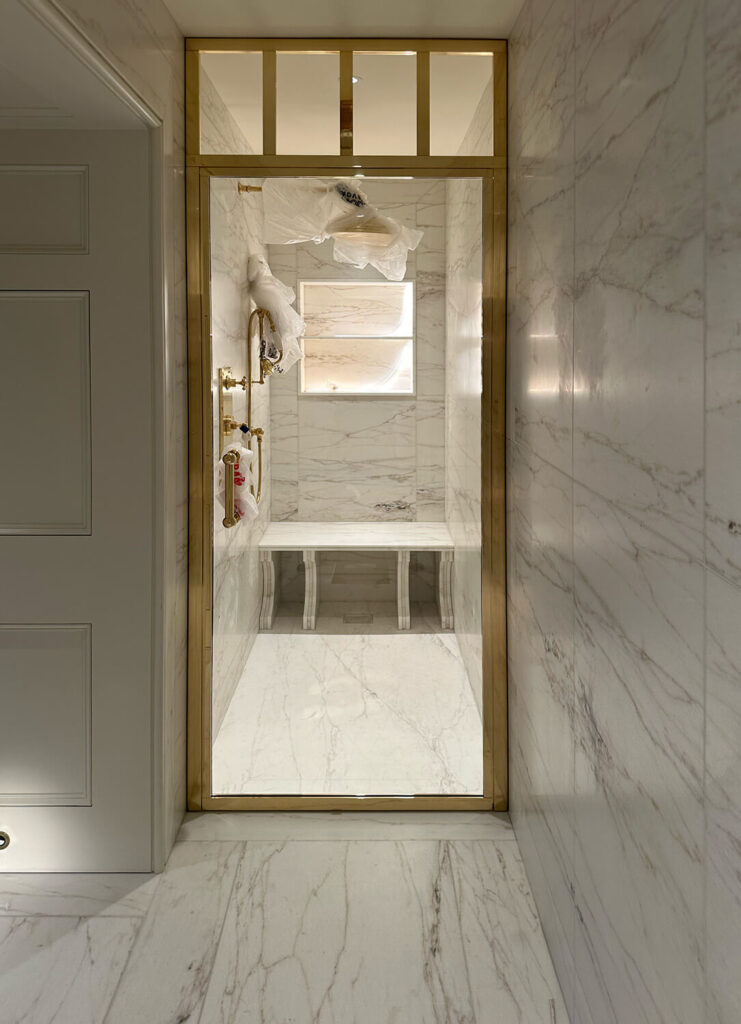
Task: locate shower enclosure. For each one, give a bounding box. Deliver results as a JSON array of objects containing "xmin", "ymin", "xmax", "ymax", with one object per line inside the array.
[{"xmin": 186, "ymin": 39, "xmax": 507, "ymax": 810}]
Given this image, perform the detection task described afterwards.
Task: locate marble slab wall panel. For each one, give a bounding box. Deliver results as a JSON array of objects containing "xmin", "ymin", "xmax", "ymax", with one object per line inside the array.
[
  {"xmin": 705, "ymin": 571, "xmax": 741, "ymax": 1024},
  {"xmin": 507, "ymin": 441, "xmax": 576, "ymax": 1011},
  {"xmin": 56, "ymin": 0, "xmax": 188, "ymax": 860},
  {"xmin": 705, "ymin": 0, "xmax": 741, "ymax": 587},
  {"xmin": 508, "ymin": 0, "xmax": 741, "ymax": 1019},
  {"xmin": 269, "ymin": 179, "xmax": 446, "ymax": 526},
  {"xmin": 573, "ymin": 0, "xmax": 705, "ymax": 561},
  {"xmin": 210, "ymin": 176, "xmax": 270, "ymax": 735},
  {"xmin": 507, "ymin": 0, "xmax": 574, "ymax": 477},
  {"xmin": 572, "ymin": 485, "xmax": 704, "ymax": 1024},
  {"xmin": 445, "ymin": 178, "xmax": 483, "ymax": 715}
]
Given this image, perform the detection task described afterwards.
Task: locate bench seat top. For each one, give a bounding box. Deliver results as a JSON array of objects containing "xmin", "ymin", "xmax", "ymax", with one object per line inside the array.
[{"xmin": 258, "ymin": 521, "xmax": 454, "ymax": 552}]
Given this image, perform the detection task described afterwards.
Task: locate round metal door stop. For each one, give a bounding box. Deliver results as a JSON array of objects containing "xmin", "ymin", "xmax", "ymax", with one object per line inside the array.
[{"xmin": 0, "ymin": 831, "xmax": 10, "ymax": 850}]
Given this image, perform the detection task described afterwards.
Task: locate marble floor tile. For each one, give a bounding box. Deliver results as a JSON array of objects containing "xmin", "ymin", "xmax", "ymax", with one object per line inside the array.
[
  {"xmin": 102, "ymin": 841, "xmax": 242, "ymax": 1024},
  {"xmin": 211, "ymin": 632, "xmax": 483, "ymax": 796},
  {"xmin": 0, "ymin": 873, "xmax": 159, "ymax": 918},
  {"xmin": 0, "ymin": 915, "xmax": 139, "ymax": 1024},
  {"xmin": 199, "ymin": 839, "xmax": 567, "ymax": 1024},
  {"xmin": 178, "ymin": 810, "xmax": 513, "ymax": 842}
]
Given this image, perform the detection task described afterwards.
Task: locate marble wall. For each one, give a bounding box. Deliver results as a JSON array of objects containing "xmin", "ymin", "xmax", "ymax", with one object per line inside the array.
[
  {"xmin": 55, "ymin": 0, "xmax": 188, "ymax": 863},
  {"xmin": 507, "ymin": 0, "xmax": 741, "ymax": 1021},
  {"xmin": 207, "ymin": 147, "xmax": 270, "ymax": 732},
  {"xmin": 444, "ymin": 180, "xmax": 483, "ymax": 715},
  {"xmin": 269, "ymin": 178, "xmax": 446, "ymax": 524}
]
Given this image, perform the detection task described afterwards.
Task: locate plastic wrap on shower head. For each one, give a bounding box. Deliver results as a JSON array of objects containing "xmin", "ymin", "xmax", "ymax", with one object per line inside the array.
[
  {"xmin": 246, "ymin": 254, "xmax": 305, "ymax": 373},
  {"xmin": 261, "ymin": 179, "xmax": 422, "ymax": 281}
]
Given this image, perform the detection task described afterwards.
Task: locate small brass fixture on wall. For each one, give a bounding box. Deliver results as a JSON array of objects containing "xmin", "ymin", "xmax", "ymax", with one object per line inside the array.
[{"xmin": 218, "ymin": 305, "xmax": 277, "ymax": 526}]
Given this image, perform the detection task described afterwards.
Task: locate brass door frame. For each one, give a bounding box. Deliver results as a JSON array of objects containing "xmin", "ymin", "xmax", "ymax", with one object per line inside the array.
[{"xmin": 186, "ymin": 39, "xmax": 507, "ymax": 811}]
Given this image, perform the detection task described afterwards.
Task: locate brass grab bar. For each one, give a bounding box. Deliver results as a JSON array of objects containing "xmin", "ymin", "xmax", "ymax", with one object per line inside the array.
[
  {"xmin": 251, "ymin": 428, "xmax": 264, "ymax": 502},
  {"xmin": 222, "ymin": 450, "xmax": 239, "ymax": 529}
]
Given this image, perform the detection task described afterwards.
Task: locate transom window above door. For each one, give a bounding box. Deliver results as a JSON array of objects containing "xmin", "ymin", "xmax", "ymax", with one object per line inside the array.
[{"xmin": 193, "ymin": 42, "xmax": 505, "ymax": 161}]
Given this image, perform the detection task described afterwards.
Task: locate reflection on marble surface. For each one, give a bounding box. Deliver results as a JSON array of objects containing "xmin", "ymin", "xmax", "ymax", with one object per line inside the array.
[
  {"xmin": 508, "ymin": 0, "xmax": 741, "ymax": 1019},
  {"xmin": 212, "ymin": 631, "xmax": 482, "ymax": 796},
  {"xmin": 0, "ymin": 820, "xmax": 567, "ymax": 1023},
  {"xmin": 507, "ymin": 0, "xmax": 574, "ymax": 475},
  {"xmin": 573, "ymin": 0, "xmax": 704, "ymax": 561},
  {"xmin": 445, "ymin": 178, "xmax": 483, "ymax": 714}
]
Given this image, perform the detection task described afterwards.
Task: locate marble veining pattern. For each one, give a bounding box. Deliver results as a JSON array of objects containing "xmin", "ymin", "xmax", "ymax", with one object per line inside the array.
[
  {"xmin": 508, "ymin": 0, "xmax": 741, "ymax": 1020},
  {"xmin": 445, "ymin": 178, "xmax": 484, "ymax": 716},
  {"xmin": 269, "ymin": 179, "xmax": 446, "ymax": 525},
  {"xmin": 211, "ymin": 631, "xmax": 483, "ymax": 796},
  {"xmin": 0, "ymin": 819, "xmax": 568, "ymax": 1024},
  {"xmin": 210, "ymin": 172, "xmax": 270, "ymax": 735}
]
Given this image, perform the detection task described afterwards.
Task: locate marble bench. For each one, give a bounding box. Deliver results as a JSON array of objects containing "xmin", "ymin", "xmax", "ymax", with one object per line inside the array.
[{"xmin": 258, "ymin": 521, "xmax": 454, "ymax": 631}]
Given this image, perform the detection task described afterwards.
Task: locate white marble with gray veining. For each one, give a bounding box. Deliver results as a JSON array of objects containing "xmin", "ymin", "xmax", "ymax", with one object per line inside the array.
[
  {"xmin": 198, "ymin": 839, "xmax": 568, "ymax": 1024},
  {"xmin": 210, "ymin": 173, "xmax": 271, "ymax": 734},
  {"xmin": 445, "ymin": 178, "xmax": 484, "ymax": 716},
  {"xmin": 507, "ymin": 0, "xmax": 741, "ymax": 1020},
  {"xmin": 269, "ymin": 179, "xmax": 446, "ymax": 525},
  {"xmin": 0, "ymin": 821, "xmax": 568, "ymax": 1023},
  {"xmin": 705, "ymin": 570, "xmax": 741, "ymax": 1024},
  {"xmin": 211, "ymin": 631, "xmax": 483, "ymax": 796}
]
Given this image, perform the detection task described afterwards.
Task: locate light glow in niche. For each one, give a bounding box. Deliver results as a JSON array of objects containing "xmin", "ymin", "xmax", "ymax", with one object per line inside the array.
[{"xmin": 300, "ymin": 280, "xmax": 414, "ymax": 395}]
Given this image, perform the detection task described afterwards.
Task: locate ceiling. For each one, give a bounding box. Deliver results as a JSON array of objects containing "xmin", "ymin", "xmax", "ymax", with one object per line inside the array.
[
  {"xmin": 162, "ymin": 0, "xmax": 524, "ymax": 38},
  {"xmin": 0, "ymin": 2, "xmax": 143, "ymax": 130}
]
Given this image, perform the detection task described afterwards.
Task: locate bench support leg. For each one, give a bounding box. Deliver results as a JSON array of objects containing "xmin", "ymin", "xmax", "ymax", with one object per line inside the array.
[
  {"xmin": 397, "ymin": 550, "xmax": 411, "ymax": 630},
  {"xmin": 259, "ymin": 550, "xmax": 279, "ymax": 630},
  {"xmin": 437, "ymin": 550, "xmax": 454, "ymax": 629},
  {"xmin": 302, "ymin": 549, "xmax": 317, "ymax": 630}
]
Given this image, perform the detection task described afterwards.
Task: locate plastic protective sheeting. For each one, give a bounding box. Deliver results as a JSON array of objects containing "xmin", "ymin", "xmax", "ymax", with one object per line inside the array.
[
  {"xmin": 262, "ymin": 179, "xmax": 423, "ymax": 282},
  {"xmin": 217, "ymin": 442, "xmax": 258, "ymax": 523},
  {"xmin": 246, "ymin": 255, "xmax": 304, "ymax": 373}
]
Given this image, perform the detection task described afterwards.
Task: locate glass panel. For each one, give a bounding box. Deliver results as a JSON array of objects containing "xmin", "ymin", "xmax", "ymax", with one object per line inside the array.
[
  {"xmin": 207, "ymin": 176, "xmax": 487, "ymax": 799},
  {"xmin": 429, "ymin": 53, "xmax": 493, "ymax": 156},
  {"xmin": 301, "ymin": 281, "xmax": 414, "ymax": 337},
  {"xmin": 302, "ymin": 338, "xmax": 414, "ymax": 394},
  {"xmin": 352, "ymin": 52, "xmax": 416, "ymax": 155},
  {"xmin": 277, "ymin": 52, "xmax": 339, "ymax": 154},
  {"xmin": 199, "ymin": 52, "xmax": 262, "ymax": 154}
]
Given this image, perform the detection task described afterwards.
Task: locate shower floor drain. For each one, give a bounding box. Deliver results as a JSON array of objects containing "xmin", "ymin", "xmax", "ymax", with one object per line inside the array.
[{"xmin": 343, "ymin": 612, "xmax": 374, "ymax": 624}]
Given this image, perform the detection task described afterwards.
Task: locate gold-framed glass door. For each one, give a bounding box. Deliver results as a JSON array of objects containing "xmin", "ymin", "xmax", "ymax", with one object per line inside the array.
[{"xmin": 186, "ymin": 39, "xmax": 507, "ymax": 811}]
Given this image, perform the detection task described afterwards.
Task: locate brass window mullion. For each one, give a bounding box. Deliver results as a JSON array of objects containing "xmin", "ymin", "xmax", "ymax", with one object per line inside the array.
[
  {"xmin": 416, "ymin": 51, "xmax": 430, "ymax": 157},
  {"xmin": 340, "ymin": 50, "xmax": 353, "ymax": 155},
  {"xmin": 263, "ymin": 49, "xmax": 277, "ymax": 156}
]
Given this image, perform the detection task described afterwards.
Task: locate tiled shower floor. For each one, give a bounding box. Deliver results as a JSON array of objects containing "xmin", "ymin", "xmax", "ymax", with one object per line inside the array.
[
  {"xmin": 0, "ymin": 814, "xmax": 569, "ymax": 1023},
  {"xmin": 211, "ymin": 621, "xmax": 483, "ymax": 796}
]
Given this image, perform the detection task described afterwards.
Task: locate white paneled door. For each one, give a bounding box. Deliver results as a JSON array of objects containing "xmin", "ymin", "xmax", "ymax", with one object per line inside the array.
[{"xmin": 0, "ymin": 130, "xmax": 154, "ymax": 870}]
